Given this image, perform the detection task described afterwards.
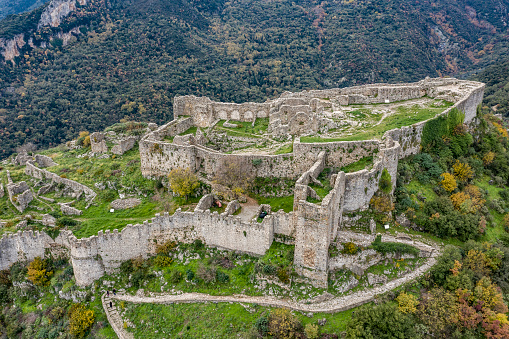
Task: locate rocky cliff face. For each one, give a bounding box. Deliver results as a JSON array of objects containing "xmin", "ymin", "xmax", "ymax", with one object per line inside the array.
[
  {"xmin": 0, "ymin": 34, "xmax": 25, "ymax": 63},
  {"xmin": 0, "ymin": 0, "xmax": 88, "ymax": 62},
  {"xmin": 37, "ymin": 0, "xmax": 86, "ymax": 29}
]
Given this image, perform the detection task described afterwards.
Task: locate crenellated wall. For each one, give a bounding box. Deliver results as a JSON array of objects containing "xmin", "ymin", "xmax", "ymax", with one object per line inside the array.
[{"xmin": 0, "ymin": 77, "xmax": 485, "ymax": 289}]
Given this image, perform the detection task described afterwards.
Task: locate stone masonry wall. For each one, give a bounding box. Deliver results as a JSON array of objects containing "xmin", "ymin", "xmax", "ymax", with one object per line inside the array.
[
  {"xmin": 25, "ymin": 161, "xmax": 96, "ymax": 201},
  {"xmin": 0, "ymin": 231, "xmax": 55, "ymax": 270}
]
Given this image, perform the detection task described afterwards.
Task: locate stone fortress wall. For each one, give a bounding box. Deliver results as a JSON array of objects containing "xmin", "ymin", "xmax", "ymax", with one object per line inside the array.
[{"xmin": 0, "ymin": 78, "xmax": 484, "ymax": 288}]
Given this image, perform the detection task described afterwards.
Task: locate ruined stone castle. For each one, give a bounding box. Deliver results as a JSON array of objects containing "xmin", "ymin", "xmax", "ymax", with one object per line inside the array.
[{"xmin": 0, "ymin": 78, "xmax": 484, "ymax": 288}]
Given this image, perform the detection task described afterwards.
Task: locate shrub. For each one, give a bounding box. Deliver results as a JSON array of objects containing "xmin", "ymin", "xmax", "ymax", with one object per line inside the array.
[
  {"xmin": 396, "ymin": 292, "xmax": 419, "ymax": 314},
  {"xmin": 216, "ymin": 270, "xmax": 230, "ymax": 283},
  {"xmin": 268, "ymin": 308, "xmax": 301, "ymax": 339},
  {"xmin": 504, "ymin": 214, "xmax": 509, "ymax": 232},
  {"xmin": 168, "ymin": 167, "xmax": 200, "ymax": 200},
  {"xmin": 483, "ymin": 151, "xmax": 496, "ymax": 165},
  {"xmin": 169, "ymin": 270, "xmax": 182, "ymax": 283},
  {"xmin": 304, "ymin": 323, "xmax": 320, "ymax": 339},
  {"xmin": 186, "ymin": 269, "xmax": 195, "ymax": 281},
  {"xmin": 440, "ymin": 173, "xmax": 457, "ymax": 192},
  {"xmin": 56, "ymin": 216, "xmax": 79, "ymax": 228},
  {"xmin": 100, "ymin": 190, "xmax": 116, "ymax": 202},
  {"xmin": 370, "ymin": 195, "xmax": 394, "ymax": 213},
  {"xmin": 277, "ymin": 268, "xmax": 290, "ymax": 284},
  {"xmin": 453, "ymin": 160, "xmax": 474, "ymax": 181},
  {"xmin": 371, "ymin": 235, "xmax": 419, "ymax": 256},
  {"xmin": 68, "ymin": 303, "xmax": 95, "ymax": 338},
  {"xmin": 131, "ymin": 269, "xmax": 146, "ymax": 287},
  {"xmin": 27, "ymin": 257, "xmax": 53, "ymax": 286},
  {"xmin": 155, "ymin": 240, "xmax": 177, "ymax": 256},
  {"xmin": 342, "ymin": 242, "xmax": 359, "ymax": 255},
  {"xmin": 197, "ymin": 264, "xmax": 216, "ymax": 283},
  {"xmin": 120, "ymin": 260, "xmax": 134, "ymax": 275},
  {"xmin": 262, "ymin": 264, "xmax": 277, "ymax": 275},
  {"xmin": 255, "ymin": 315, "xmax": 269, "ymax": 336},
  {"xmin": 379, "ymin": 168, "xmax": 392, "ymax": 194},
  {"xmin": 153, "ymin": 256, "xmax": 173, "ymax": 267},
  {"xmin": 193, "ymin": 239, "xmax": 204, "ymax": 250}
]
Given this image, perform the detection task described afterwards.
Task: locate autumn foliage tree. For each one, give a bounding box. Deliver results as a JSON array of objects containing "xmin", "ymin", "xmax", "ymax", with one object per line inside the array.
[
  {"xmin": 168, "ymin": 167, "xmax": 200, "ymax": 200},
  {"xmin": 27, "ymin": 257, "xmax": 53, "ymax": 286},
  {"xmin": 441, "ymin": 173, "xmax": 457, "ymax": 192},
  {"xmin": 68, "ymin": 303, "xmax": 95, "ymax": 338},
  {"xmin": 453, "ymin": 160, "xmax": 474, "ymax": 182}
]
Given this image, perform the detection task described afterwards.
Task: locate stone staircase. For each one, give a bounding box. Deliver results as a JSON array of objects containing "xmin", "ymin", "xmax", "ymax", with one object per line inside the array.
[{"xmin": 101, "ymin": 293, "xmax": 135, "ymax": 339}]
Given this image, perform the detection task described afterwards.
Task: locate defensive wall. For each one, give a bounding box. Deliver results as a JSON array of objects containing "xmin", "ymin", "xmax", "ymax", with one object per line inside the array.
[
  {"xmin": 0, "ymin": 78, "xmax": 485, "ymax": 288},
  {"xmin": 140, "ymin": 78, "xmax": 485, "ymax": 179}
]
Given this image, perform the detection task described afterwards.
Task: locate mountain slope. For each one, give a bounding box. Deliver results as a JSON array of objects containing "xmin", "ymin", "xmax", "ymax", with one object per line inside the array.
[
  {"xmin": 0, "ymin": 0, "xmax": 508, "ymax": 157},
  {"xmin": 0, "ymin": 0, "xmax": 50, "ymax": 20}
]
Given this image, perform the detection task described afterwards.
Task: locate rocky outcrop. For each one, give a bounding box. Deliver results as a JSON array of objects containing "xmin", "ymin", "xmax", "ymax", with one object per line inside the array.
[
  {"xmin": 38, "ymin": 0, "xmax": 86, "ymax": 29},
  {"xmin": 0, "ymin": 34, "xmax": 25, "ymax": 63},
  {"xmin": 110, "ymin": 198, "xmax": 141, "ymax": 210}
]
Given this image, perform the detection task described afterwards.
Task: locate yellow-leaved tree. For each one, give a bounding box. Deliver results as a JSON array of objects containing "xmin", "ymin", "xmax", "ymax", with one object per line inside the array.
[
  {"xmin": 68, "ymin": 303, "xmax": 95, "ymax": 338},
  {"xmin": 482, "ymin": 151, "xmax": 496, "ymax": 165},
  {"xmin": 168, "ymin": 168, "xmax": 200, "ymax": 200},
  {"xmin": 440, "ymin": 173, "xmax": 457, "ymax": 192},
  {"xmin": 27, "ymin": 257, "xmax": 53, "ymax": 286},
  {"xmin": 453, "ymin": 160, "xmax": 474, "ymax": 182},
  {"xmin": 396, "ymin": 292, "xmax": 419, "ymax": 314}
]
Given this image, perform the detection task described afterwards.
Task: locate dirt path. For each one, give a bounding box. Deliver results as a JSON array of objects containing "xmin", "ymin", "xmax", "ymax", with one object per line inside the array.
[
  {"xmin": 106, "ymin": 250, "xmax": 438, "ymax": 338},
  {"xmin": 238, "ymin": 197, "xmax": 260, "ymax": 223}
]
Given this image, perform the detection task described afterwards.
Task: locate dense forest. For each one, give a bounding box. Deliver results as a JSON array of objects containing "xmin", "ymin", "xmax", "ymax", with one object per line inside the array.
[{"xmin": 0, "ymin": 0, "xmax": 508, "ymax": 157}]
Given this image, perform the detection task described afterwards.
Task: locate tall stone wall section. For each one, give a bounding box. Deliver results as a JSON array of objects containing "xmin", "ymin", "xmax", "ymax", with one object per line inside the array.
[
  {"xmin": 140, "ymin": 136, "xmax": 320, "ymax": 179},
  {"xmin": 0, "ymin": 231, "xmax": 55, "ymax": 270},
  {"xmin": 383, "ymin": 80, "xmax": 485, "ymax": 159},
  {"xmin": 0, "ymin": 207, "xmax": 281, "ymax": 286},
  {"xmin": 341, "ymin": 139, "xmax": 400, "ymax": 212},
  {"xmin": 174, "ymin": 95, "xmax": 271, "ymax": 127},
  {"xmin": 294, "ymin": 172, "xmax": 346, "ymax": 287}
]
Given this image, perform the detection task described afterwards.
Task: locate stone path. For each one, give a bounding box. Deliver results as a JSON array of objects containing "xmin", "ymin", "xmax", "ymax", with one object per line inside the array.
[
  {"xmin": 101, "ymin": 293, "xmax": 134, "ymax": 339},
  {"xmin": 106, "ymin": 253, "xmax": 437, "ymax": 338}
]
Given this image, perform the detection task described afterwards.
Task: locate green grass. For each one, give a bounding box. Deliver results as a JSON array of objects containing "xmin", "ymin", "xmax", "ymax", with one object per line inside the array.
[
  {"xmin": 123, "ymin": 301, "xmax": 353, "ymax": 339},
  {"xmin": 254, "ymin": 195, "xmax": 294, "ymax": 213},
  {"xmin": 215, "ymin": 118, "xmax": 269, "ymax": 139},
  {"xmin": 474, "ymin": 175, "xmax": 508, "ymax": 242},
  {"xmin": 301, "ymin": 101, "xmax": 453, "ymax": 143},
  {"xmin": 210, "ymin": 205, "xmax": 226, "ymax": 214},
  {"xmin": 274, "ymin": 142, "xmax": 293, "ymax": 154},
  {"xmin": 340, "ymin": 156, "xmax": 374, "ymax": 173}
]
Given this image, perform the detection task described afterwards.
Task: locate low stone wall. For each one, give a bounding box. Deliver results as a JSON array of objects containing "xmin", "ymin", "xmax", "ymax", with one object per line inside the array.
[
  {"xmin": 111, "ymin": 137, "xmax": 136, "ymax": 155},
  {"xmin": 25, "ymin": 161, "xmax": 96, "ymax": 202},
  {"xmin": 34, "ymin": 154, "xmax": 57, "ymax": 168}
]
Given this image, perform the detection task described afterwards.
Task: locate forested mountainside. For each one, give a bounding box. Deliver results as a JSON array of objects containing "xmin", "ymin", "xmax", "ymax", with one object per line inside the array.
[
  {"xmin": 475, "ymin": 59, "xmax": 509, "ymax": 117},
  {"xmin": 0, "ymin": 0, "xmax": 50, "ymax": 20},
  {"xmin": 0, "ymin": 0, "xmax": 508, "ymax": 157}
]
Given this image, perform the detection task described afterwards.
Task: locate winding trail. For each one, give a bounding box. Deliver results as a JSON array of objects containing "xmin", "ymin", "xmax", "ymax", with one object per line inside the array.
[{"xmin": 103, "ymin": 253, "xmax": 437, "ymax": 338}]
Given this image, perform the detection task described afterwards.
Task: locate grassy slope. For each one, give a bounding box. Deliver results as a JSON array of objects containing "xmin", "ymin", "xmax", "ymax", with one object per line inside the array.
[{"xmin": 301, "ymin": 101, "xmax": 453, "ymax": 143}]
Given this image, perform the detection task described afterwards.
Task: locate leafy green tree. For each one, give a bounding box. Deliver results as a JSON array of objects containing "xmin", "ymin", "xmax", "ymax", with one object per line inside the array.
[{"xmin": 346, "ymin": 303, "xmax": 417, "ymax": 339}]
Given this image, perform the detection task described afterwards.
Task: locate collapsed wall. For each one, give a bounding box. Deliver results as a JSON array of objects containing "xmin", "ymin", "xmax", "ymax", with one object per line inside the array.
[{"xmin": 25, "ymin": 161, "xmax": 96, "ymax": 202}]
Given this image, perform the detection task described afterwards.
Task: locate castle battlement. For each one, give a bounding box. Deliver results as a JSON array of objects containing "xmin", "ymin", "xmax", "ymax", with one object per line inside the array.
[{"xmin": 0, "ymin": 78, "xmax": 484, "ymax": 288}]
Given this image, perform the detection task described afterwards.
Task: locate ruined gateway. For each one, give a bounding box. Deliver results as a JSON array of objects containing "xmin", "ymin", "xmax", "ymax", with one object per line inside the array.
[{"xmin": 0, "ymin": 78, "xmax": 485, "ymax": 288}]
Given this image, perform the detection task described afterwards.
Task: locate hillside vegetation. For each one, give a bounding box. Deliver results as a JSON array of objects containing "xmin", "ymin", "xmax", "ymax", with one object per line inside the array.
[{"xmin": 0, "ymin": 0, "xmax": 509, "ymax": 157}]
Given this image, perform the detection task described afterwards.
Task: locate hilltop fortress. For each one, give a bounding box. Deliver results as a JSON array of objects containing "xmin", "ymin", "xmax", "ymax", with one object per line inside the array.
[{"xmin": 0, "ymin": 78, "xmax": 484, "ymax": 288}]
